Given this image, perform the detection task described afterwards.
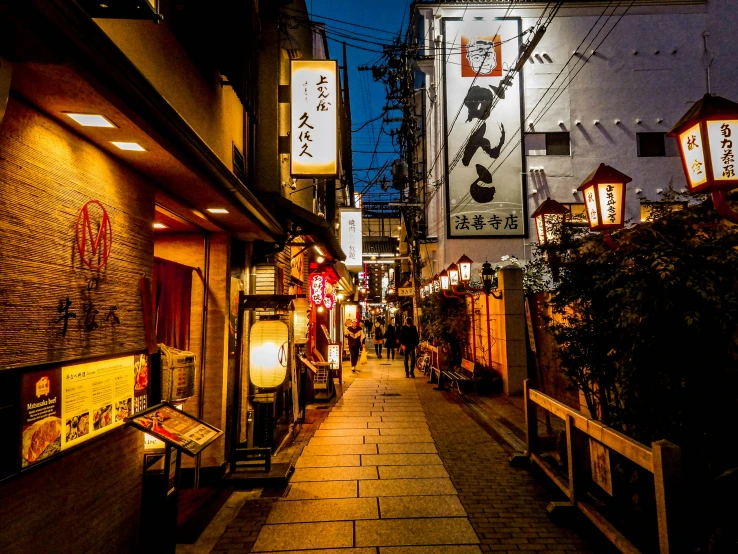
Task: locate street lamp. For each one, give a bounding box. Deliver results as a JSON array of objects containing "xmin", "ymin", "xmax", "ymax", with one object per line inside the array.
[
  {"xmin": 481, "ymin": 261, "xmax": 501, "ymax": 299},
  {"xmin": 577, "ymin": 163, "xmax": 632, "ymax": 249},
  {"xmin": 448, "ymin": 263, "xmax": 460, "ymax": 286},
  {"xmin": 531, "ymin": 198, "xmax": 569, "ymax": 246},
  {"xmin": 668, "ymin": 93, "xmax": 738, "ymax": 222},
  {"xmin": 457, "ymin": 254, "xmax": 473, "ymax": 282}
]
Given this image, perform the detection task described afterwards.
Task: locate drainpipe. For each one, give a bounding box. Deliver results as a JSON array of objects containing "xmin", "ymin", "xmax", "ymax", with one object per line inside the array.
[{"xmin": 194, "ymin": 233, "xmax": 210, "ymax": 488}]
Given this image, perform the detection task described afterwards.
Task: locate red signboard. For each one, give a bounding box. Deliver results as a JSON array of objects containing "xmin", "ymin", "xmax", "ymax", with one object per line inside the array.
[{"xmin": 76, "ymin": 200, "xmax": 113, "ymax": 269}]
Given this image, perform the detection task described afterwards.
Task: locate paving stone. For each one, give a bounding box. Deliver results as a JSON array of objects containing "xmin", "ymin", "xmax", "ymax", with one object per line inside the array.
[
  {"xmin": 379, "ymin": 495, "xmax": 467, "ymax": 519},
  {"xmin": 321, "ymin": 422, "xmax": 370, "ymax": 429},
  {"xmin": 308, "ymin": 436, "xmax": 367, "ymax": 446},
  {"xmin": 365, "ymin": 435, "xmax": 434, "ymax": 444},
  {"xmin": 377, "ymin": 443, "xmax": 437, "ymax": 454},
  {"xmin": 284, "ymin": 480, "xmax": 358, "ymax": 500},
  {"xmin": 378, "ymin": 428, "xmax": 432, "ymax": 436},
  {"xmin": 296, "ymin": 454, "xmax": 361, "ymax": 468},
  {"xmin": 378, "ymin": 466, "xmax": 450, "ymax": 479},
  {"xmin": 374, "ymin": 407, "xmax": 425, "ymax": 412},
  {"xmin": 379, "ymin": 414, "xmax": 428, "ymax": 421},
  {"xmin": 304, "ymin": 444, "xmax": 379, "ymax": 456},
  {"xmin": 315, "ymin": 428, "xmax": 379, "ymax": 437},
  {"xmin": 267, "ymin": 550, "xmax": 375, "ymax": 554},
  {"xmin": 361, "ymin": 454, "xmax": 442, "ymax": 466},
  {"xmin": 268, "ymin": 497, "xmax": 379, "ymax": 523},
  {"xmin": 355, "ymin": 518, "xmax": 479, "ymax": 547},
  {"xmin": 368, "ymin": 422, "xmax": 430, "ymax": 430},
  {"xmin": 379, "ymin": 545, "xmax": 482, "ymax": 554},
  {"xmin": 292, "ymin": 466, "xmax": 379, "ymax": 482},
  {"xmin": 360, "ymin": 478, "xmax": 457, "ymax": 497},
  {"xmin": 252, "ymin": 521, "xmax": 353, "ymax": 551}
]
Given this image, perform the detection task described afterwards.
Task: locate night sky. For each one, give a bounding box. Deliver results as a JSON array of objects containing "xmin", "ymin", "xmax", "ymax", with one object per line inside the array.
[{"xmin": 312, "ymin": 0, "xmax": 413, "ymax": 203}]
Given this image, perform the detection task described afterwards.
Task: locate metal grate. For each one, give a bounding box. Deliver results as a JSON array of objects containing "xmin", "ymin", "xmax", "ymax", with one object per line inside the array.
[{"xmin": 254, "ymin": 264, "xmax": 278, "ymax": 295}]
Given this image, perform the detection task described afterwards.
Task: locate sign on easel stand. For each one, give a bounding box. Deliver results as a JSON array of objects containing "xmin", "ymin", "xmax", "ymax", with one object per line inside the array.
[{"xmin": 127, "ymin": 403, "xmax": 222, "ymax": 554}]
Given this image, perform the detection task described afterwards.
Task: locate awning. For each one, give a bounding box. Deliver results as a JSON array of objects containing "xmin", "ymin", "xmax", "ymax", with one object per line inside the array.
[
  {"xmin": 262, "ymin": 194, "xmax": 345, "ymax": 261},
  {"xmin": 333, "ymin": 261, "xmax": 355, "ymax": 295}
]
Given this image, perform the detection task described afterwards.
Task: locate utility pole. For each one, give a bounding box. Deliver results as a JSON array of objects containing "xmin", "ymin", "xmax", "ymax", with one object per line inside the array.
[{"xmin": 342, "ymin": 42, "xmax": 355, "ymax": 207}]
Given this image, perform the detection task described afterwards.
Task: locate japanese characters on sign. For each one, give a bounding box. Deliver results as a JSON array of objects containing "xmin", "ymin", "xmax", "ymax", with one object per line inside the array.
[
  {"xmin": 310, "ymin": 273, "xmax": 325, "ymax": 306},
  {"xmin": 443, "ymin": 16, "xmax": 526, "ymax": 239},
  {"xmin": 340, "ymin": 208, "xmax": 363, "ymax": 271},
  {"xmin": 290, "ymin": 60, "xmax": 338, "ymax": 177},
  {"xmin": 707, "ymin": 119, "xmax": 738, "ymax": 183},
  {"xmin": 678, "ymin": 123, "xmax": 708, "ymax": 191}
]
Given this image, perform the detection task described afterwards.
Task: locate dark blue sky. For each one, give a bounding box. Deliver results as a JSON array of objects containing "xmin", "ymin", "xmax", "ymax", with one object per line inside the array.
[{"xmin": 312, "ymin": 0, "xmax": 413, "ymax": 203}]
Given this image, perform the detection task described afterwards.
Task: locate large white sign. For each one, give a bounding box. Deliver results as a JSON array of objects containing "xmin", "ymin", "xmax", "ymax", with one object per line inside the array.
[
  {"xmin": 291, "ymin": 60, "xmax": 339, "ymax": 177},
  {"xmin": 444, "ymin": 17, "xmax": 526, "ymax": 238},
  {"xmin": 340, "ymin": 208, "xmax": 363, "ymax": 271}
]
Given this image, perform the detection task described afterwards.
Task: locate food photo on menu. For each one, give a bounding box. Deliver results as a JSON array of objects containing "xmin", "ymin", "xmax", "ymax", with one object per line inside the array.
[
  {"xmin": 93, "ymin": 404, "xmax": 112, "ymax": 431},
  {"xmin": 115, "ymin": 397, "xmax": 132, "ymax": 422},
  {"xmin": 65, "ymin": 411, "xmax": 90, "ymax": 443}
]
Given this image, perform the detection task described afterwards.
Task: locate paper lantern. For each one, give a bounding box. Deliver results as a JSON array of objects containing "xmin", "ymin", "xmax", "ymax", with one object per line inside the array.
[
  {"xmin": 448, "ymin": 263, "xmax": 460, "ymax": 286},
  {"xmin": 531, "ymin": 198, "xmax": 569, "ymax": 245},
  {"xmin": 668, "ymin": 93, "xmax": 738, "ymax": 194},
  {"xmin": 249, "ymin": 320, "xmax": 288, "ymax": 388},
  {"xmin": 577, "ymin": 164, "xmax": 631, "ymax": 231},
  {"xmin": 439, "ymin": 269, "xmax": 450, "ymax": 291},
  {"xmin": 457, "ymin": 255, "xmax": 473, "ymax": 282}
]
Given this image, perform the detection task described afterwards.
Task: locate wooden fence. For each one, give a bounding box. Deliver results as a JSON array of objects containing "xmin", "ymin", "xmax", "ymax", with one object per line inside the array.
[{"xmin": 523, "ymin": 380, "xmax": 681, "ymax": 554}]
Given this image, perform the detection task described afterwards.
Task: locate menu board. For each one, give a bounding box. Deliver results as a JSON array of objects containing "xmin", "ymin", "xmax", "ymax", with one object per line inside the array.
[
  {"xmin": 128, "ymin": 403, "xmax": 222, "ymax": 457},
  {"xmin": 61, "ymin": 356, "xmax": 135, "ymax": 450},
  {"xmin": 21, "ymin": 368, "xmax": 63, "ymax": 468}
]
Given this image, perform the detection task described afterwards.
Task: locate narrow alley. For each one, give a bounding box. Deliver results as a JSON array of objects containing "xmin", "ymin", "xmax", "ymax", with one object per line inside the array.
[{"xmin": 203, "ymin": 352, "xmax": 607, "ymax": 553}]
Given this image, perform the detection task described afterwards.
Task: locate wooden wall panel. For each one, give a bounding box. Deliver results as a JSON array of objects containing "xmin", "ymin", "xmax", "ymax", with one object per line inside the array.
[
  {"xmin": 0, "ymin": 98, "xmax": 154, "ymax": 369},
  {"xmin": 0, "ymin": 428, "xmax": 143, "ymax": 554}
]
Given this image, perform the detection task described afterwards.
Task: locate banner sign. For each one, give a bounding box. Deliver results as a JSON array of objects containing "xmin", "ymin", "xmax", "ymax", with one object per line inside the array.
[
  {"xmin": 398, "ymin": 287, "xmax": 414, "ymax": 297},
  {"xmin": 443, "ymin": 16, "xmax": 527, "ymax": 239},
  {"xmin": 340, "ymin": 208, "xmax": 363, "ymax": 271},
  {"xmin": 291, "ymin": 60, "xmax": 339, "ymax": 177}
]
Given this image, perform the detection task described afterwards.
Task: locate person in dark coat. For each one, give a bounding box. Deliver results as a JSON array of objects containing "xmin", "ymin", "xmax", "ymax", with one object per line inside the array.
[
  {"xmin": 384, "ymin": 322, "xmax": 397, "ymax": 360},
  {"xmin": 373, "ymin": 321, "xmax": 384, "ymax": 358},
  {"xmin": 345, "ymin": 319, "xmax": 365, "ymax": 372},
  {"xmin": 399, "ymin": 317, "xmax": 420, "ymax": 377}
]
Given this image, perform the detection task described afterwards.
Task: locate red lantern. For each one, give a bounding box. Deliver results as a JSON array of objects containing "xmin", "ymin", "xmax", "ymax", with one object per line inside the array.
[
  {"xmin": 577, "ymin": 164, "xmax": 631, "ymax": 232},
  {"xmin": 531, "ymin": 198, "xmax": 569, "ymax": 246}
]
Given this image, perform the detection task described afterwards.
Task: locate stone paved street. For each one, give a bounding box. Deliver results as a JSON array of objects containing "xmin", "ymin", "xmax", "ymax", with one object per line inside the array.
[{"xmin": 209, "ymin": 353, "xmax": 611, "ymax": 553}]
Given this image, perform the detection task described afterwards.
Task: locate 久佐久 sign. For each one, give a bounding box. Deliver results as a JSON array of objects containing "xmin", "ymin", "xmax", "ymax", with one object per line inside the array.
[{"xmin": 291, "ymin": 60, "xmax": 338, "ymax": 177}]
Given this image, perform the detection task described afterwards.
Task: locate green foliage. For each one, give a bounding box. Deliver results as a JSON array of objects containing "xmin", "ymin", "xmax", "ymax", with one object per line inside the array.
[
  {"xmin": 542, "ymin": 194, "xmax": 738, "ymax": 483},
  {"xmin": 418, "ymin": 293, "xmax": 470, "ymax": 365}
]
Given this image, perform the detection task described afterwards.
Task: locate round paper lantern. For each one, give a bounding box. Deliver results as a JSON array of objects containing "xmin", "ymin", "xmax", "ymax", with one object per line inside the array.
[{"xmin": 250, "ymin": 319, "xmax": 288, "ymax": 388}]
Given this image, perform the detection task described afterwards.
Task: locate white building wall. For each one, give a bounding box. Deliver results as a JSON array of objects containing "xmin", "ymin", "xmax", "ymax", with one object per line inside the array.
[{"xmin": 417, "ymin": 0, "xmax": 738, "ymax": 279}]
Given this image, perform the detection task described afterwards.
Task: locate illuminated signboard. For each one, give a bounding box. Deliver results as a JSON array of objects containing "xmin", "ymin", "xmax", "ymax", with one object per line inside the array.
[
  {"xmin": 340, "ymin": 208, "xmax": 363, "ymax": 271},
  {"xmin": 291, "ymin": 60, "xmax": 339, "ymax": 177}
]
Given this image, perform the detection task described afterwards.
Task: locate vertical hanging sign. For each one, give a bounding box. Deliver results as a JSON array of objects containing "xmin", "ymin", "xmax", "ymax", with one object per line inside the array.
[
  {"xmin": 443, "ymin": 16, "xmax": 526, "ymax": 239},
  {"xmin": 340, "ymin": 208, "xmax": 363, "ymax": 271},
  {"xmin": 291, "ymin": 60, "xmax": 339, "ymax": 177}
]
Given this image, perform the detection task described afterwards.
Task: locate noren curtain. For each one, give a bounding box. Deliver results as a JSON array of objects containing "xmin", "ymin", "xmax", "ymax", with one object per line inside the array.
[{"xmin": 153, "ymin": 257, "xmax": 193, "ymax": 350}]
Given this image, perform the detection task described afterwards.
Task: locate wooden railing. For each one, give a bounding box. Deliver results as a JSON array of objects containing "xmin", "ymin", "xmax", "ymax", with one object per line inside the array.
[{"xmin": 523, "ymin": 380, "xmax": 681, "ymax": 554}]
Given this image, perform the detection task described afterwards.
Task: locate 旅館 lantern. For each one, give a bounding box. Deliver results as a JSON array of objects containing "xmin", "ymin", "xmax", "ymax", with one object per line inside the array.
[
  {"xmin": 250, "ymin": 319, "xmax": 288, "ymax": 388},
  {"xmin": 668, "ymin": 93, "xmax": 738, "ymax": 222}
]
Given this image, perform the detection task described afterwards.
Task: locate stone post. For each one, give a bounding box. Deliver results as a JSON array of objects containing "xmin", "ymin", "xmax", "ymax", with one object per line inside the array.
[{"xmin": 497, "ymin": 266, "xmax": 527, "ymax": 395}]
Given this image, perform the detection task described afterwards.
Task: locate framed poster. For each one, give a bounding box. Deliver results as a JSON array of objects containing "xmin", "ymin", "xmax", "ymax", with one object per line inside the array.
[
  {"xmin": 127, "ymin": 403, "xmax": 223, "ymax": 457},
  {"xmin": 443, "ymin": 16, "xmax": 528, "ymax": 239}
]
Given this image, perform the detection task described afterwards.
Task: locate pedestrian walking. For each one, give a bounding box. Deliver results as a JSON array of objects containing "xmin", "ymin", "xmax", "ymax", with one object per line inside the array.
[
  {"xmin": 373, "ymin": 321, "xmax": 384, "ymax": 358},
  {"xmin": 384, "ymin": 321, "xmax": 397, "ymax": 360},
  {"xmin": 400, "ymin": 317, "xmax": 420, "ymax": 378},
  {"xmin": 345, "ymin": 319, "xmax": 365, "ymax": 373}
]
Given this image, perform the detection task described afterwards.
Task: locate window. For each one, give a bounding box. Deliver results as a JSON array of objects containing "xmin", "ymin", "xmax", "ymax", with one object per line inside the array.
[
  {"xmin": 640, "ymin": 201, "xmax": 686, "ymax": 222},
  {"xmin": 232, "ymin": 143, "xmax": 246, "ymax": 183},
  {"xmin": 560, "ymin": 203, "xmax": 588, "ymax": 227},
  {"xmin": 636, "ymin": 132, "xmax": 666, "ymax": 157},
  {"xmin": 525, "ymin": 132, "xmax": 570, "ymax": 156}
]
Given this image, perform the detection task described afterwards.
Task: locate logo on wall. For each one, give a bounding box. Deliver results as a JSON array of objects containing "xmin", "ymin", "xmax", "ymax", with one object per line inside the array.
[
  {"xmin": 461, "ymin": 35, "xmax": 502, "ymax": 78},
  {"xmin": 76, "ymin": 200, "xmax": 113, "ymax": 269}
]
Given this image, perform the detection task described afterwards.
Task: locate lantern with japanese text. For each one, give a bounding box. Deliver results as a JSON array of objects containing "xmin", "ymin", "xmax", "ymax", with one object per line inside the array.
[
  {"xmin": 323, "ymin": 282, "xmax": 336, "ymax": 310},
  {"xmin": 439, "ymin": 269, "xmax": 450, "ymax": 291},
  {"xmin": 432, "ymin": 275, "xmax": 440, "ymax": 293},
  {"xmin": 250, "ymin": 319, "xmax": 288, "ymax": 388},
  {"xmin": 668, "ymin": 94, "xmax": 738, "ymax": 222},
  {"xmin": 577, "ymin": 164, "xmax": 631, "ymax": 232},
  {"xmin": 531, "ymin": 198, "xmax": 569, "ymax": 246},
  {"xmin": 448, "ymin": 263, "xmax": 460, "ymax": 287},
  {"xmin": 310, "ymin": 273, "xmax": 325, "ymax": 306},
  {"xmin": 457, "ymin": 255, "xmax": 473, "ymax": 282}
]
